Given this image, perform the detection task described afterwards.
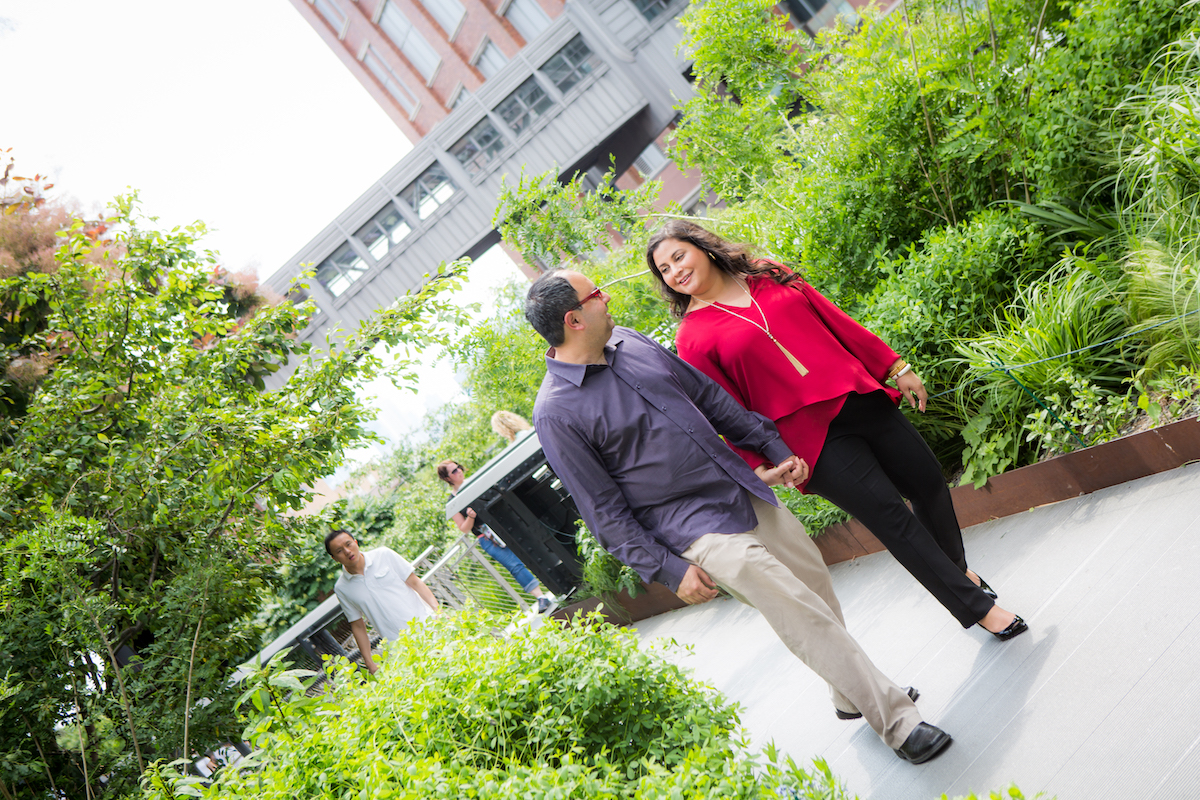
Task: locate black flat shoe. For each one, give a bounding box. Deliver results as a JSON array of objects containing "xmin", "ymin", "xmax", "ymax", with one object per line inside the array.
[
  {"xmin": 836, "ymin": 686, "xmax": 919, "ymax": 720},
  {"xmin": 981, "ymin": 615, "xmax": 1028, "ymax": 641},
  {"xmin": 976, "ymin": 576, "xmax": 998, "ymax": 600},
  {"xmin": 894, "ymin": 722, "xmax": 953, "ymax": 764}
]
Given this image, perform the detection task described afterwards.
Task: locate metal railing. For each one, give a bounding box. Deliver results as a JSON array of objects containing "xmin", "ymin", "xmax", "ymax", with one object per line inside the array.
[
  {"xmin": 416, "ymin": 533, "xmax": 531, "ymax": 615},
  {"xmin": 247, "ymin": 536, "xmax": 534, "ymax": 689}
]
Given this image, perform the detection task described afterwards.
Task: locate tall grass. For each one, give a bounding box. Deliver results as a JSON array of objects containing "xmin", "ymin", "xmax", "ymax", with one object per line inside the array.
[
  {"xmin": 1113, "ymin": 33, "xmax": 1200, "ymax": 371},
  {"xmin": 953, "ymin": 256, "xmax": 1133, "ymax": 434}
]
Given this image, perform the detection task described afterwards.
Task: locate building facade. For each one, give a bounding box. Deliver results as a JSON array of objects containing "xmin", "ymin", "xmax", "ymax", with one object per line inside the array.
[{"xmin": 268, "ymin": 0, "xmax": 862, "ymax": 357}]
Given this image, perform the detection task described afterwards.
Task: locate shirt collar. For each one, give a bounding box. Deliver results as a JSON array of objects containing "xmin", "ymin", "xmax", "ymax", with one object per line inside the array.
[
  {"xmin": 543, "ymin": 329, "xmax": 625, "ymax": 387},
  {"xmin": 342, "ymin": 548, "xmax": 374, "ymax": 578}
]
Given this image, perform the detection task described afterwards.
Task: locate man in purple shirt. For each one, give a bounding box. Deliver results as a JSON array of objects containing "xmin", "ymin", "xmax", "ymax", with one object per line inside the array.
[{"xmin": 527, "ymin": 269, "xmax": 952, "ymax": 765}]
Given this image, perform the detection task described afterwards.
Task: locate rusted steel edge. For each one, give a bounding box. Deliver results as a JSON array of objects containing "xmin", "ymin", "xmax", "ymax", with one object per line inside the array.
[{"xmin": 815, "ymin": 416, "xmax": 1200, "ymax": 567}]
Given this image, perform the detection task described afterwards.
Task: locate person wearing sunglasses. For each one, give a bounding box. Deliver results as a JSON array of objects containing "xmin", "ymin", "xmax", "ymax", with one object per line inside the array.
[{"xmin": 437, "ymin": 460, "xmax": 555, "ymax": 614}]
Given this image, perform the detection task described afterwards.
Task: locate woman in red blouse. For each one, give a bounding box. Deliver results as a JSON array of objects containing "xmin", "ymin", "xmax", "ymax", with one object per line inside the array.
[{"xmin": 646, "ymin": 220, "xmax": 1026, "ymax": 640}]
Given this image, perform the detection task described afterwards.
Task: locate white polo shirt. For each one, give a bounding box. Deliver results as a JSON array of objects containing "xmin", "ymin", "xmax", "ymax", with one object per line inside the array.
[{"xmin": 333, "ymin": 547, "xmax": 433, "ymax": 641}]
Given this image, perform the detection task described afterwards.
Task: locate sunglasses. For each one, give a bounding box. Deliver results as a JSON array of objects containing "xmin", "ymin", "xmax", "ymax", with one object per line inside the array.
[{"xmin": 569, "ymin": 287, "xmax": 603, "ymax": 312}]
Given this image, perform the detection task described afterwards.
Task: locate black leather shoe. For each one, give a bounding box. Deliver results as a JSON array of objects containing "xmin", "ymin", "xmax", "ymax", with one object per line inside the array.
[
  {"xmin": 977, "ymin": 576, "xmax": 998, "ymax": 600},
  {"xmin": 985, "ymin": 615, "xmax": 1028, "ymax": 641},
  {"xmin": 836, "ymin": 686, "xmax": 919, "ymax": 720},
  {"xmin": 894, "ymin": 722, "xmax": 952, "ymax": 764}
]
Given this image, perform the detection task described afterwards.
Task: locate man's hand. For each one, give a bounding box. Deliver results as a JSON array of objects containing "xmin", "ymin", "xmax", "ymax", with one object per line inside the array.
[
  {"xmin": 676, "ymin": 564, "xmax": 719, "ymax": 605},
  {"xmin": 466, "ymin": 508, "xmax": 477, "ymax": 520},
  {"xmin": 896, "ymin": 371, "xmax": 927, "ymax": 412},
  {"xmin": 366, "ymin": 660, "xmax": 379, "ymax": 675},
  {"xmin": 754, "ymin": 456, "xmax": 809, "ymax": 489}
]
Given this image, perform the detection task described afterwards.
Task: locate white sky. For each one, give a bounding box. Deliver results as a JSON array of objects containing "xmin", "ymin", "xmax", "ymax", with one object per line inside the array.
[{"xmin": 0, "ymin": 0, "xmax": 526, "ymax": 472}]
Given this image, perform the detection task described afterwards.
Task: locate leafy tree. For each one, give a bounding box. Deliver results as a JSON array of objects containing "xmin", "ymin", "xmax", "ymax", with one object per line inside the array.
[{"xmin": 0, "ymin": 192, "xmax": 467, "ymax": 798}]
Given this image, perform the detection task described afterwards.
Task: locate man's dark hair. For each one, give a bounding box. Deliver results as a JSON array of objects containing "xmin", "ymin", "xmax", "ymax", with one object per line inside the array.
[
  {"xmin": 324, "ymin": 528, "xmax": 354, "ymax": 556},
  {"xmin": 524, "ymin": 269, "xmax": 581, "ymax": 347}
]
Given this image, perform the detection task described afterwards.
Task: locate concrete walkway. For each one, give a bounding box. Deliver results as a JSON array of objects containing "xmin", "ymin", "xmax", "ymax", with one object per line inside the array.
[{"xmin": 633, "ymin": 462, "xmax": 1200, "ymax": 800}]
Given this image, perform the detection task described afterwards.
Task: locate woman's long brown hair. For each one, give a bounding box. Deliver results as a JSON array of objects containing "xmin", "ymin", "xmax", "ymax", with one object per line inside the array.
[{"xmin": 645, "ymin": 220, "xmax": 801, "ymax": 319}]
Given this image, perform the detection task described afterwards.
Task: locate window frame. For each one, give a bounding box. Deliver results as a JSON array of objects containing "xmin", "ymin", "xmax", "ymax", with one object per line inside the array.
[
  {"xmin": 315, "ymin": 241, "xmax": 369, "ymax": 298},
  {"xmin": 495, "ymin": 76, "xmax": 554, "ymax": 136},
  {"xmin": 449, "ymin": 118, "xmax": 509, "ymax": 177},
  {"xmin": 541, "ymin": 35, "xmax": 601, "ymax": 94},
  {"xmin": 356, "ymin": 202, "xmax": 413, "ymax": 261},
  {"xmin": 378, "ymin": 0, "xmax": 442, "ymax": 83},
  {"xmin": 363, "ymin": 45, "xmax": 420, "ymax": 114},
  {"xmin": 400, "ymin": 163, "xmax": 458, "ymax": 220}
]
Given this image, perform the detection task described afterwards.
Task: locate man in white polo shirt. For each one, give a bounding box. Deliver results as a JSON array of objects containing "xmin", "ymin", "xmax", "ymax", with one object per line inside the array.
[{"xmin": 325, "ymin": 529, "xmax": 440, "ymax": 674}]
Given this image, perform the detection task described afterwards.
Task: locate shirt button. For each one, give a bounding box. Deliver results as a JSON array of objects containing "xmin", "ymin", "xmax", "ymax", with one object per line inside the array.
[
  {"xmin": 688, "ymin": 427, "xmax": 694, "ymax": 433},
  {"xmin": 635, "ymin": 383, "xmax": 641, "ymax": 389},
  {"xmin": 661, "ymin": 405, "xmax": 667, "ymax": 411}
]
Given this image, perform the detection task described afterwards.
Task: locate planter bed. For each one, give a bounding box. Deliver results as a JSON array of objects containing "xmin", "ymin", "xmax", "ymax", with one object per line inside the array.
[{"xmin": 814, "ymin": 415, "xmax": 1200, "ymax": 565}]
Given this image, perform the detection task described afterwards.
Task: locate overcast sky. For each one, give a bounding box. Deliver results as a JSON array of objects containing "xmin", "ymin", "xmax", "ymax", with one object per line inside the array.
[{"xmin": 0, "ymin": 0, "xmax": 526, "ymax": 472}]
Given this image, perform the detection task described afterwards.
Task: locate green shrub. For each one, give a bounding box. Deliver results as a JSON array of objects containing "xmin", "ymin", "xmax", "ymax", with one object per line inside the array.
[
  {"xmin": 953, "ymin": 254, "xmax": 1135, "ymax": 482},
  {"xmin": 778, "ymin": 489, "xmax": 850, "ymax": 536},
  {"xmin": 575, "ymin": 520, "xmax": 645, "ymax": 604},
  {"xmin": 856, "ymin": 209, "xmax": 1054, "ymax": 458},
  {"xmin": 148, "ymin": 611, "xmax": 857, "ymax": 800}
]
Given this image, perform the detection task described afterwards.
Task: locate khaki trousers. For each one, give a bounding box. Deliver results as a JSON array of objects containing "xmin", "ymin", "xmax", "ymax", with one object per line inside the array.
[{"xmin": 681, "ymin": 495, "xmax": 922, "ymax": 749}]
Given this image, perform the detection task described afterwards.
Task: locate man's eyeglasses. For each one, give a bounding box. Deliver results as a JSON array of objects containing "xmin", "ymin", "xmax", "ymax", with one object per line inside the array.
[{"xmin": 570, "ymin": 288, "xmax": 603, "ymax": 312}]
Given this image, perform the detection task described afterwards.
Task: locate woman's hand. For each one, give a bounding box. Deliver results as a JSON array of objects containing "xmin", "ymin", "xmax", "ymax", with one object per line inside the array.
[
  {"xmin": 754, "ymin": 457, "xmax": 809, "ymax": 489},
  {"xmin": 896, "ymin": 371, "xmax": 928, "ymax": 412}
]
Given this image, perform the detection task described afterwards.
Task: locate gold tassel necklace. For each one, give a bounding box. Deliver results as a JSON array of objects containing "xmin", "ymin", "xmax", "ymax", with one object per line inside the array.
[{"xmin": 691, "ymin": 280, "xmax": 809, "ymax": 376}]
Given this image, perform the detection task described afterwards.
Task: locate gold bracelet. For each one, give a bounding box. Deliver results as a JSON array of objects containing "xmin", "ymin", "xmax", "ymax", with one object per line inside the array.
[{"xmin": 886, "ymin": 360, "xmax": 908, "ymax": 380}]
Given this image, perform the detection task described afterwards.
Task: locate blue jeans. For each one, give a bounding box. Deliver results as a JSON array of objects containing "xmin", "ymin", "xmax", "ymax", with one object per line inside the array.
[{"xmin": 478, "ymin": 535, "xmax": 538, "ymax": 593}]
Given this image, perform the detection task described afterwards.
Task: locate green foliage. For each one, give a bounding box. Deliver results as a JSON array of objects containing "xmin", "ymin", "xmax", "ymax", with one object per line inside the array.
[
  {"xmin": 847, "ymin": 209, "xmax": 1054, "ymax": 460},
  {"xmin": 1023, "ymin": 0, "xmax": 1196, "ymax": 200},
  {"xmin": 0, "ymin": 195, "xmax": 468, "ymax": 798},
  {"xmin": 575, "ymin": 520, "xmax": 645, "ymax": 602},
  {"xmin": 777, "ymin": 490, "xmax": 850, "ymax": 536},
  {"xmin": 672, "ymin": 0, "xmax": 1052, "ymax": 303},
  {"xmin": 147, "ymin": 611, "xmax": 856, "ymax": 800},
  {"xmin": 494, "ymin": 167, "xmax": 661, "ymax": 270},
  {"xmin": 1022, "ymin": 366, "xmax": 1129, "ymax": 454},
  {"xmin": 381, "ymin": 470, "xmax": 459, "ymax": 559},
  {"xmin": 954, "ymin": 255, "xmax": 1135, "ymax": 481}
]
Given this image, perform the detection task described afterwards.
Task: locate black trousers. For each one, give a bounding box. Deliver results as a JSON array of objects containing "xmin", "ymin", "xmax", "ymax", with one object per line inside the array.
[{"xmin": 805, "ymin": 391, "xmax": 995, "ymax": 628}]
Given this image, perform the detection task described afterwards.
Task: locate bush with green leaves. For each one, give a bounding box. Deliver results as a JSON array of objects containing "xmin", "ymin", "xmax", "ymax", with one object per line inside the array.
[
  {"xmin": 142, "ymin": 611, "xmax": 857, "ymax": 800},
  {"xmin": 953, "ymin": 254, "xmax": 1135, "ymax": 484},
  {"xmin": 574, "ymin": 520, "xmax": 645, "ymax": 604}
]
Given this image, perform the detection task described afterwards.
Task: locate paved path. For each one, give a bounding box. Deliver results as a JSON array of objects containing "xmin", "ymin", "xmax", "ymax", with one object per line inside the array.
[{"xmin": 633, "ymin": 463, "xmax": 1200, "ymax": 800}]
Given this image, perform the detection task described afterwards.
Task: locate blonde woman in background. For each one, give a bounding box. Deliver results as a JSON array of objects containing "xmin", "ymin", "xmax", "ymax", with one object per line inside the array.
[{"xmin": 491, "ymin": 410, "xmax": 533, "ymax": 443}]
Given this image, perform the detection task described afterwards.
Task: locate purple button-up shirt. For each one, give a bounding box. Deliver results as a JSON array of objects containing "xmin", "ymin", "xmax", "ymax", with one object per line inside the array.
[{"xmin": 533, "ymin": 327, "xmax": 795, "ymax": 591}]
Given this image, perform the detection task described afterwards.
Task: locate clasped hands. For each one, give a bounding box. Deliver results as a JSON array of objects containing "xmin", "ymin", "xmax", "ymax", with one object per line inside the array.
[
  {"xmin": 677, "ymin": 453, "xmax": 809, "ymax": 606},
  {"xmin": 753, "ymin": 455, "xmax": 808, "ymax": 489}
]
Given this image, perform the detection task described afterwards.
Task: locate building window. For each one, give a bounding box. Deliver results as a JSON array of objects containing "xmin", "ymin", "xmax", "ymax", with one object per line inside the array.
[
  {"xmin": 379, "ymin": 1, "xmax": 441, "ymax": 82},
  {"xmin": 630, "ymin": 0, "xmax": 670, "ymax": 21},
  {"xmin": 312, "ymin": 0, "xmax": 347, "ymax": 31},
  {"xmin": 449, "ymin": 118, "xmax": 508, "ymax": 176},
  {"xmin": 316, "ymin": 242, "xmax": 368, "ymax": 298},
  {"xmin": 401, "ymin": 163, "xmax": 457, "ymax": 219},
  {"xmin": 542, "ymin": 35, "xmax": 601, "ymax": 94},
  {"xmin": 504, "ymin": 0, "xmax": 550, "ymax": 41},
  {"xmin": 474, "ymin": 41, "xmax": 507, "ymax": 79},
  {"xmin": 495, "ymin": 77, "xmax": 553, "ymax": 135},
  {"xmin": 356, "ymin": 203, "xmax": 412, "ymax": 260},
  {"xmin": 363, "ymin": 46, "xmax": 420, "ymax": 114},
  {"xmin": 633, "ymin": 142, "xmax": 668, "ymax": 177},
  {"xmin": 421, "ymin": 0, "xmax": 465, "ymax": 36}
]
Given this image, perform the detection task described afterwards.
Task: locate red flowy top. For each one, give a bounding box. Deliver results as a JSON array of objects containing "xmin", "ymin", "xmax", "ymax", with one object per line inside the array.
[{"xmin": 675, "ymin": 273, "xmax": 901, "ymax": 492}]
